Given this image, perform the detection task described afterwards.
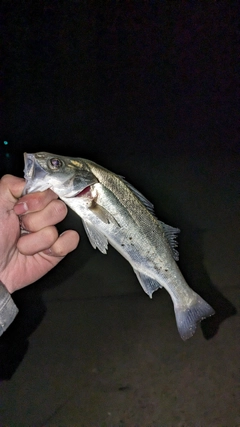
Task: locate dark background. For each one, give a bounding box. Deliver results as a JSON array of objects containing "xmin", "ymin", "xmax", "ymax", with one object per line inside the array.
[
  {"xmin": 0, "ymin": 2, "xmax": 240, "ymax": 424},
  {"xmin": 1, "ymin": 1, "xmax": 239, "ymax": 176},
  {"xmin": 1, "ymin": 0, "xmax": 239, "ymax": 346},
  {"xmin": 1, "ymin": 0, "xmax": 239, "ymax": 364}
]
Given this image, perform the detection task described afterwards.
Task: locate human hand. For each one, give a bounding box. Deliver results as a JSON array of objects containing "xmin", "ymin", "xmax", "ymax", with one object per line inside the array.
[{"xmin": 0, "ymin": 174, "xmax": 80, "ymax": 293}]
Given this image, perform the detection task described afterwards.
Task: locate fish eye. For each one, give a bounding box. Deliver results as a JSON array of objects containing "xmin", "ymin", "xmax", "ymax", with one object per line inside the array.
[{"xmin": 49, "ymin": 158, "xmax": 63, "ymax": 170}]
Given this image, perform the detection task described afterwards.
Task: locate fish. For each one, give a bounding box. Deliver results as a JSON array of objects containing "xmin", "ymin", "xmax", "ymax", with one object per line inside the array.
[{"xmin": 23, "ymin": 152, "xmax": 215, "ymax": 340}]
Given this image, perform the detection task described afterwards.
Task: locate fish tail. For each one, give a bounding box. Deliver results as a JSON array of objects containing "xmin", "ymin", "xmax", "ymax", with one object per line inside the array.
[{"xmin": 174, "ymin": 293, "xmax": 215, "ymax": 340}]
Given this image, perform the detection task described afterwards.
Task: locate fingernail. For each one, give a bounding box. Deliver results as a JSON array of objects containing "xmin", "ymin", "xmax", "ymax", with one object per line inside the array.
[
  {"xmin": 59, "ymin": 231, "xmax": 67, "ymax": 237},
  {"xmin": 14, "ymin": 202, "xmax": 28, "ymax": 215}
]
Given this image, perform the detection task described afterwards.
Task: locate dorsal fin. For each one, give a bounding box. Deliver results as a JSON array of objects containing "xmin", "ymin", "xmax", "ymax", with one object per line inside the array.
[
  {"xmin": 159, "ymin": 221, "xmax": 180, "ymax": 261},
  {"xmin": 119, "ymin": 175, "xmax": 180, "ymax": 261},
  {"xmin": 119, "ymin": 176, "xmax": 155, "ymax": 214}
]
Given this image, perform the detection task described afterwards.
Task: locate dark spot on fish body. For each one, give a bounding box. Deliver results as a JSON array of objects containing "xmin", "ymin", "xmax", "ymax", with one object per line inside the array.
[
  {"xmin": 121, "ymin": 243, "xmax": 125, "ymax": 247},
  {"xmin": 118, "ymin": 386, "xmax": 131, "ymax": 391}
]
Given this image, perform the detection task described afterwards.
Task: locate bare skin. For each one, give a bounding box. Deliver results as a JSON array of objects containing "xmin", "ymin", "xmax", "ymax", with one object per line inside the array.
[{"xmin": 0, "ymin": 174, "xmax": 80, "ymax": 293}]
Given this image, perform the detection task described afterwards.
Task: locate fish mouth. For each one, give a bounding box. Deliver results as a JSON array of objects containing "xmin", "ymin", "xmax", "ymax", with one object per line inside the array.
[
  {"xmin": 23, "ymin": 153, "xmax": 35, "ymax": 179},
  {"xmin": 23, "ymin": 152, "xmax": 100, "ymax": 197},
  {"xmin": 24, "ymin": 153, "xmax": 47, "ymax": 180},
  {"xmin": 23, "ymin": 152, "xmax": 49, "ymax": 195}
]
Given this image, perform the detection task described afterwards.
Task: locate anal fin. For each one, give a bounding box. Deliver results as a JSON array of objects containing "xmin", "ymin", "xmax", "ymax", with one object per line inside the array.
[{"xmin": 133, "ymin": 269, "xmax": 162, "ymax": 298}]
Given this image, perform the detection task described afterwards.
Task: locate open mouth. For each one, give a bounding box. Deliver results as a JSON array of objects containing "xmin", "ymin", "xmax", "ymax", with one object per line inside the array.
[
  {"xmin": 23, "ymin": 153, "xmax": 35, "ymax": 179},
  {"xmin": 22, "ymin": 152, "xmax": 100, "ymax": 197},
  {"xmin": 23, "ymin": 152, "xmax": 50, "ymax": 195},
  {"xmin": 24, "ymin": 153, "xmax": 48, "ymax": 181}
]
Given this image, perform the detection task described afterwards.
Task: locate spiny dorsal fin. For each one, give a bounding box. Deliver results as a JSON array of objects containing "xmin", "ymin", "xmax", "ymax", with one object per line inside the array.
[{"xmin": 119, "ymin": 176, "xmax": 155, "ymax": 214}]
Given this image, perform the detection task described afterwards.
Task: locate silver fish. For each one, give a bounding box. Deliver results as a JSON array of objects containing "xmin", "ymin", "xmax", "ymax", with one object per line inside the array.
[{"xmin": 23, "ymin": 152, "xmax": 215, "ymax": 340}]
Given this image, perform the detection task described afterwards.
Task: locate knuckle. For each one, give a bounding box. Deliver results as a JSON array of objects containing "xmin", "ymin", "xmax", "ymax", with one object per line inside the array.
[
  {"xmin": 0, "ymin": 174, "xmax": 11, "ymax": 184},
  {"xmin": 44, "ymin": 226, "xmax": 58, "ymax": 246},
  {"xmin": 27, "ymin": 195, "xmax": 43, "ymax": 211},
  {"xmin": 52, "ymin": 200, "xmax": 67, "ymax": 218},
  {"xmin": 24, "ymin": 190, "xmax": 56, "ymax": 212},
  {"xmin": 0, "ymin": 174, "xmax": 14, "ymax": 189},
  {"xmin": 20, "ymin": 211, "xmax": 39, "ymax": 232}
]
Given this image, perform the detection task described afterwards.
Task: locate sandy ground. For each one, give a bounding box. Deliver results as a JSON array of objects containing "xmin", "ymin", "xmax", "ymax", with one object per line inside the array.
[{"xmin": 0, "ymin": 152, "xmax": 239, "ymax": 427}]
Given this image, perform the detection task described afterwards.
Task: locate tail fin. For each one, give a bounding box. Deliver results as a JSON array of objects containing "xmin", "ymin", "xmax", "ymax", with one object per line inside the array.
[{"xmin": 174, "ymin": 293, "xmax": 215, "ymax": 340}]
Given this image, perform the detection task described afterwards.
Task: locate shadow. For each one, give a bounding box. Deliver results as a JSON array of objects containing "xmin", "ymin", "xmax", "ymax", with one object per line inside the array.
[
  {"xmin": 0, "ymin": 289, "xmax": 46, "ymax": 381},
  {"xmin": 148, "ymin": 172, "xmax": 237, "ymax": 341}
]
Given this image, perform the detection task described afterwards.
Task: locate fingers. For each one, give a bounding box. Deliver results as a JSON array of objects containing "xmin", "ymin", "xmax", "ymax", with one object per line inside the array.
[
  {"xmin": 17, "ymin": 226, "xmax": 59, "ymax": 255},
  {"xmin": 14, "ymin": 189, "xmax": 58, "ymax": 215},
  {"xmin": 14, "ymin": 185, "xmax": 80, "ymax": 257},
  {"xmin": 0, "ymin": 175, "xmax": 60, "ymax": 222},
  {"xmin": 12, "ymin": 176, "xmax": 80, "ymax": 258},
  {"xmin": 19, "ymin": 199, "xmax": 68, "ymax": 232},
  {"xmin": 14, "ymin": 187, "xmax": 66, "ymax": 232},
  {"xmin": 43, "ymin": 230, "xmax": 80, "ymax": 257},
  {"xmin": 17, "ymin": 227, "xmax": 80, "ymax": 256}
]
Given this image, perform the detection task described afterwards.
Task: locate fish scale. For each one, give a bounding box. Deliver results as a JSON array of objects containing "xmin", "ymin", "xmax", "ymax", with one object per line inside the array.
[{"xmin": 23, "ymin": 152, "xmax": 215, "ymax": 340}]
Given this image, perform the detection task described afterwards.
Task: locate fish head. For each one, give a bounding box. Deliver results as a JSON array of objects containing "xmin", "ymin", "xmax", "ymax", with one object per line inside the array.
[{"xmin": 23, "ymin": 152, "xmax": 99, "ymax": 197}]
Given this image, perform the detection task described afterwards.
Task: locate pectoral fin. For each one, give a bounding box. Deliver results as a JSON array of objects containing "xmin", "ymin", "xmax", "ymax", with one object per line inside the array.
[
  {"xmin": 133, "ymin": 269, "xmax": 162, "ymax": 298},
  {"xmin": 82, "ymin": 219, "xmax": 108, "ymax": 254},
  {"xmin": 90, "ymin": 203, "xmax": 119, "ymax": 226}
]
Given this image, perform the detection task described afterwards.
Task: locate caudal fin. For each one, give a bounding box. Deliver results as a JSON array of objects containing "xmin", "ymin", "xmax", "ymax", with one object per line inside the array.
[{"xmin": 174, "ymin": 294, "xmax": 215, "ymax": 341}]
